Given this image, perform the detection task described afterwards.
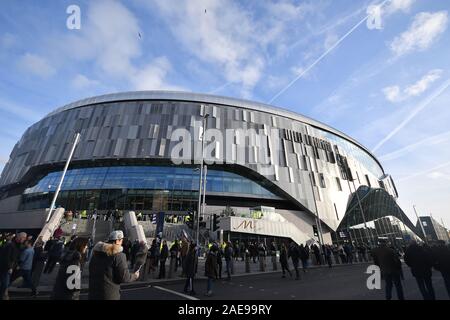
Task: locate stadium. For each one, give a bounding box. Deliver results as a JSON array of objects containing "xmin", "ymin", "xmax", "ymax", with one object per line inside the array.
[{"xmin": 0, "ymin": 91, "xmax": 421, "ymax": 245}]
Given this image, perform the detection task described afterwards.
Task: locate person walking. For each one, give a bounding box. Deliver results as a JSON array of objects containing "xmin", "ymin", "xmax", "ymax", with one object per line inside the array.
[
  {"xmin": 0, "ymin": 232, "xmax": 27, "ymax": 300},
  {"xmin": 404, "ymin": 241, "xmax": 436, "ymax": 300},
  {"xmin": 205, "ymin": 244, "xmax": 218, "ymax": 297},
  {"xmin": 338, "ymin": 244, "xmax": 347, "ymax": 263},
  {"xmin": 18, "ymin": 240, "xmax": 37, "ymax": 296},
  {"xmin": 432, "ymin": 240, "xmax": 450, "ymax": 299},
  {"xmin": 299, "ymin": 244, "xmax": 309, "ymax": 273},
  {"xmin": 258, "ymin": 242, "xmax": 267, "ymax": 271},
  {"xmin": 183, "ymin": 243, "xmax": 198, "ymax": 295},
  {"xmin": 323, "ymin": 244, "xmax": 333, "ymax": 268},
  {"xmin": 159, "ymin": 240, "xmax": 169, "ymax": 279},
  {"xmin": 31, "ymin": 237, "xmax": 46, "ymax": 288},
  {"xmin": 224, "ymin": 242, "xmax": 233, "ymax": 280},
  {"xmin": 344, "ymin": 243, "xmax": 353, "ymax": 264},
  {"xmin": 216, "ymin": 244, "xmax": 223, "ymax": 279},
  {"xmin": 280, "ymin": 243, "xmax": 292, "ymax": 278},
  {"xmin": 88, "ymin": 231, "xmax": 139, "ymax": 300},
  {"xmin": 52, "ymin": 237, "xmax": 89, "ymax": 300},
  {"xmin": 169, "ymin": 240, "xmax": 180, "ymax": 273},
  {"xmin": 180, "ymin": 239, "xmax": 189, "ymax": 276},
  {"xmin": 43, "ymin": 236, "xmax": 64, "ymax": 274},
  {"xmin": 312, "ymin": 243, "xmax": 322, "ymax": 265},
  {"xmin": 288, "ymin": 241, "xmax": 301, "ymax": 280},
  {"xmin": 371, "ymin": 240, "xmax": 405, "ymax": 300},
  {"xmin": 358, "ymin": 244, "xmax": 368, "ymax": 262}
]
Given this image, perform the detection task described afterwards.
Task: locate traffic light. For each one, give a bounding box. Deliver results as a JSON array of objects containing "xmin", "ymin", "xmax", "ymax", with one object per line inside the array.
[
  {"xmin": 313, "ymin": 225, "xmax": 318, "ymax": 237},
  {"xmin": 199, "ymin": 216, "xmax": 206, "ymax": 228},
  {"xmin": 212, "ymin": 214, "xmax": 220, "ymax": 231}
]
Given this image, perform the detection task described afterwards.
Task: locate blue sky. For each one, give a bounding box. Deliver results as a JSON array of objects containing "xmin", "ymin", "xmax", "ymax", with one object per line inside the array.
[{"xmin": 1, "ymin": 0, "xmax": 449, "ymax": 227}]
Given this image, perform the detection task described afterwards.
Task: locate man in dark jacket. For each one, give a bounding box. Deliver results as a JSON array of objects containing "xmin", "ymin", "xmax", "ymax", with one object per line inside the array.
[
  {"xmin": 323, "ymin": 244, "xmax": 333, "ymax": 268},
  {"xmin": 52, "ymin": 237, "xmax": 89, "ymax": 300},
  {"xmin": 44, "ymin": 237, "xmax": 64, "ymax": 274},
  {"xmin": 432, "ymin": 240, "xmax": 450, "ymax": 298},
  {"xmin": 299, "ymin": 244, "xmax": 309, "ymax": 272},
  {"xmin": 205, "ymin": 245, "xmax": 218, "ymax": 296},
  {"xmin": 183, "ymin": 242, "xmax": 198, "ymax": 295},
  {"xmin": 372, "ymin": 240, "xmax": 404, "ymax": 300},
  {"xmin": 404, "ymin": 241, "xmax": 435, "ymax": 300},
  {"xmin": 216, "ymin": 245, "xmax": 223, "ymax": 279},
  {"xmin": 88, "ymin": 231, "xmax": 139, "ymax": 300},
  {"xmin": 288, "ymin": 241, "xmax": 301, "ymax": 280},
  {"xmin": 0, "ymin": 232, "xmax": 27, "ymax": 300},
  {"xmin": 224, "ymin": 242, "xmax": 233, "ymax": 280},
  {"xmin": 159, "ymin": 240, "xmax": 169, "ymax": 279},
  {"xmin": 280, "ymin": 243, "xmax": 292, "ymax": 278},
  {"xmin": 312, "ymin": 244, "xmax": 322, "ymax": 265}
]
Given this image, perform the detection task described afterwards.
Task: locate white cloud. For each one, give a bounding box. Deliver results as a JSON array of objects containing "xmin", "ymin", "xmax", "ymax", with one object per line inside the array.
[
  {"xmin": 405, "ymin": 69, "xmax": 443, "ymax": 97},
  {"xmin": 132, "ymin": 57, "xmax": 185, "ymax": 91},
  {"xmin": 147, "ymin": 0, "xmax": 314, "ymax": 97},
  {"xmin": 374, "ymin": 78, "xmax": 450, "ymax": 152},
  {"xmin": 324, "ymin": 33, "xmax": 339, "ymax": 51},
  {"xmin": 390, "ymin": 11, "xmax": 448, "ymax": 57},
  {"xmin": 379, "ymin": 130, "xmax": 450, "ymax": 162},
  {"xmin": 385, "ymin": 0, "xmax": 415, "ymax": 15},
  {"xmin": 149, "ymin": 0, "xmax": 265, "ymax": 95},
  {"xmin": 382, "ymin": 85, "xmax": 401, "ymax": 102},
  {"xmin": 18, "ymin": 53, "xmax": 56, "ymax": 78},
  {"xmin": 427, "ymin": 171, "xmax": 448, "ymax": 180},
  {"xmin": 67, "ymin": 0, "xmax": 140, "ymax": 76},
  {"xmin": 63, "ymin": 0, "xmax": 179, "ymax": 91},
  {"xmin": 71, "ymin": 74, "xmax": 100, "ymax": 90},
  {"xmin": 382, "ymin": 69, "xmax": 443, "ymax": 102}
]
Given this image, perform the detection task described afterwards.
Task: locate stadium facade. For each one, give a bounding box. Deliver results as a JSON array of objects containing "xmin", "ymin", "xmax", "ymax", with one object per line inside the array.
[{"xmin": 0, "ymin": 91, "xmax": 421, "ymax": 245}]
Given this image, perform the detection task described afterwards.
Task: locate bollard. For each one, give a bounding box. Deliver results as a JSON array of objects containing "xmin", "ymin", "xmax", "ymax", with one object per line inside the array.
[
  {"xmin": 168, "ymin": 255, "xmax": 175, "ymax": 279},
  {"xmin": 231, "ymin": 259, "xmax": 235, "ymax": 275},
  {"xmin": 259, "ymin": 256, "xmax": 265, "ymax": 272},
  {"xmin": 271, "ymin": 254, "xmax": 277, "ymax": 271},
  {"xmin": 245, "ymin": 254, "xmax": 251, "ymax": 273}
]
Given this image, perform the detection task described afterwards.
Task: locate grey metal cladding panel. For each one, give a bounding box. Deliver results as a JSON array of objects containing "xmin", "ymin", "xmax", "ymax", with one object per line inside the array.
[
  {"xmin": 93, "ymin": 139, "xmax": 105, "ymax": 157},
  {"xmin": 113, "ymin": 139, "xmax": 123, "ymax": 156}
]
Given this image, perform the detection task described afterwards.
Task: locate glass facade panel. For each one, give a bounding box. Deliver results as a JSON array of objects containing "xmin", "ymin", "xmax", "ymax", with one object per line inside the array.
[{"xmin": 20, "ymin": 166, "xmax": 280, "ymax": 211}]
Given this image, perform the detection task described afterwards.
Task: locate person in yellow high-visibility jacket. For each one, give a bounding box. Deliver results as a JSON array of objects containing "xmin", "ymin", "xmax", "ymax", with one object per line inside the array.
[{"xmin": 80, "ymin": 210, "xmax": 87, "ymax": 219}]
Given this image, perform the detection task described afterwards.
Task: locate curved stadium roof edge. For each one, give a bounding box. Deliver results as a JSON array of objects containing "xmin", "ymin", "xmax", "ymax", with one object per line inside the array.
[{"xmin": 43, "ymin": 90, "xmax": 382, "ymax": 171}]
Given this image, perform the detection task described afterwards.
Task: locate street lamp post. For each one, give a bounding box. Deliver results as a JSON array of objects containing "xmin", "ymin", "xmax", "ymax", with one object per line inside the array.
[
  {"xmin": 307, "ymin": 169, "xmax": 325, "ymax": 250},
  {"xmin": 196, "ymin": 114, "xmax": 209, "ymax": 245},
  {"xmin": 201, "ymin": 165, "xmax": 208, "ymax": 244},
  {"xmin": 46, "ymin": 132, "xmax": 81, "ymax": 223}
]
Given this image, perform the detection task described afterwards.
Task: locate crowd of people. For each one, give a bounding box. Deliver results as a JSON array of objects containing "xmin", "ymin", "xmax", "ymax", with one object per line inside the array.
[
  {"xmin": 372, "ymin": 239, "xmax": 450, "ymax": 300},
  {"xmin": 1, "ymin": 229, "xmax": 450, "ymax": 300}
]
